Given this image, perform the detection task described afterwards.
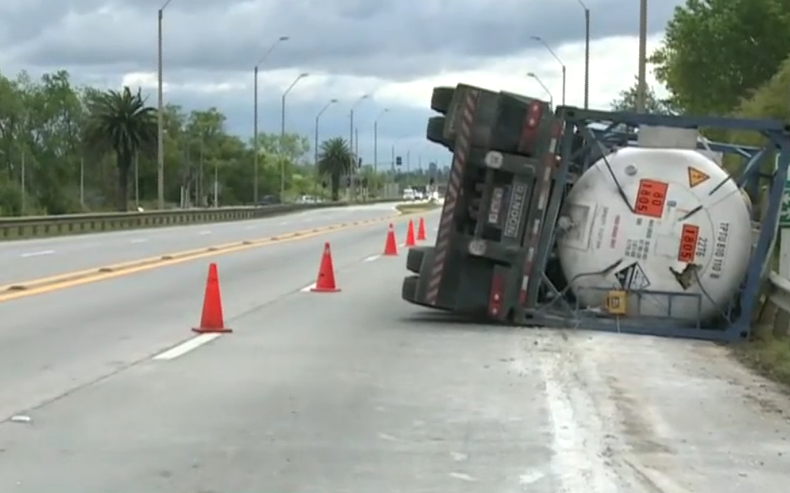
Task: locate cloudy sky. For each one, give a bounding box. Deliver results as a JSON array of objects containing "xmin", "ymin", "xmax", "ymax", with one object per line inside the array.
[{"xmin": 0, "ymin": 0, "xmax": 680, "ymax": 170}]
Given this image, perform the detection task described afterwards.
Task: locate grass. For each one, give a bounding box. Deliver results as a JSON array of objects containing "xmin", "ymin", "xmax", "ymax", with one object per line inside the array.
[
  {"xmin": 395, "ymin": 201, "xmax": 441, "ymax": 214},
  {"xmin": 732, "ymin": 325, "xmax": 790, "ymax": 387}
]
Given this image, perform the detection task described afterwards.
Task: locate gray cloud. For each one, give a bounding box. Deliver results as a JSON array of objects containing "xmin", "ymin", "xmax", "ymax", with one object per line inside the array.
[
  {"xmin": 4, "ymin": 0, "xmax": 683, "ymax": 80},
  {"xmin": 0, "ymin": 0, "xmax": 681, "ymax": 163}
]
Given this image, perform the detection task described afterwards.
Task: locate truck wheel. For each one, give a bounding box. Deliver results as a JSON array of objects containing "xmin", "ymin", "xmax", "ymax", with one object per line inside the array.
[
  {"xmin": 426, "ymin": 116, "xmax": 452, "ymax": 149},
  {"xmin": 406, "ymin": 246, "xmax": 433, "ymax": 274},
  {"xmin": 401, "ymin": 275, "xmax": 420, "ymax": 303},
  {"xmin": 430, "ymin": 86, "xmax": 455, "ymax": 114}
]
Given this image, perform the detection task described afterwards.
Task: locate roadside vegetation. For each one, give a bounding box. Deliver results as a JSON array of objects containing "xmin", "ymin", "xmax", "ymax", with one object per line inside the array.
[
  {"xmin": 396, "ymin": 201, "xmax": 441, "ymax": 215},
  {"xmin": 623, "ymin": 0, "xmax": 790, "ymax": 386},
  {"xmin": 0, "ymin": 72, "xmax": 436, "ymax": 214}
]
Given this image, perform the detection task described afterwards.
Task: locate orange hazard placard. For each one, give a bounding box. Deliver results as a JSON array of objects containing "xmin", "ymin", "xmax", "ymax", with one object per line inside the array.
[
  {"xmin": 677, "ymin": 224, "xmax": 699, "ymax": 263},
  {"xmin": 635, "ymin": 179, "xmax": 668, "ymax": 218},
  {"xmin": 688, "ymin": 167, "xmax": 709, "ymax": 188}
]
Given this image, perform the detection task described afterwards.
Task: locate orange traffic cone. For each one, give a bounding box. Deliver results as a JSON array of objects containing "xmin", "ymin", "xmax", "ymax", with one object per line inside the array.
[
  {"xmin": 405, "ymin": 219, "xmax": 416, "ymax": 247},
  {"xmin": 417, "ymin": 217, "xmax": 426, "ymax": 241},
  {"xmin": 383, "ymin": 224, "xmax": 398, "ymax": 256},
  {"xmin": 311, "ymin": 242, "xmax": 341, "ymax": 292},
  {"xmin": 193, "ymin": 263, "xmax": 232, "ymax": 333}
]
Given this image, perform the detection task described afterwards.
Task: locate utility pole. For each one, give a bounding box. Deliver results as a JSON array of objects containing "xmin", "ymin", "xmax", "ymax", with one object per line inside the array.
[
  {"xmin": 636, "ymin": 0, "xmax": 647, "ymax": 112},
  {"xmin": 156, "ymin": 0, "xmax": 174, "ymax": 209}
]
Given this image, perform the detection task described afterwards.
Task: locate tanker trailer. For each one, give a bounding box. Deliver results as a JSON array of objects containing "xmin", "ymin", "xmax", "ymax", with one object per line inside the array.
[{"xmin": 555, "ymin": 146, "xmax": 753, "ymax": 324}]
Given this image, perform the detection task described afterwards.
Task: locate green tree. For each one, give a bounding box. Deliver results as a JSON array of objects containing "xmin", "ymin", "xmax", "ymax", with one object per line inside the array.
[
  {"xmin": 0, "ymin": 68, "xmax": 392, "ymax": 215},
  {"xmin": 317, "ymin": 137, "xmax": 352, "ymax": 201},
  {"xmin": 650, "ymin": 0, "xmax": 790, "ymax": 115},
  {"xmin": 83, "ymin": 86, "xmax": 157, "ymax": 211},
  {"xmin": 610, "ymin": 76, "xmax": 674, "ymax": 114}
]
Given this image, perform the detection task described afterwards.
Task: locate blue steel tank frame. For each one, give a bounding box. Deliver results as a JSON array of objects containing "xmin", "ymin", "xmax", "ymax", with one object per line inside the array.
[{"xmin": 530, "ymin": 107, "xmax": 790, "ymax": 342}]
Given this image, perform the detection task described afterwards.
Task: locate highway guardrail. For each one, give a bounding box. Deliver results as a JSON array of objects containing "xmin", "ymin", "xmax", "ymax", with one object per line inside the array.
[
  {"xmin": 759, "ymin": 272, "xmax": 790, "ymax": 336},
  {"xmin": 0, "ymin": 200, "xmax": 401, "ymax": 240}
]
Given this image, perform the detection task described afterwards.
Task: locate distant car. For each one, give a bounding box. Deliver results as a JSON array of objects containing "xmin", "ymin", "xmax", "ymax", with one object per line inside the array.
[
  {"xmin": 296, "ymin": 195, "xmax": 317, "ymax": 204},
  {"xmin": 257, "ymin": 195, "xmax": 280, "ymax": 206},
  {"xmin": 402, "ymin": 188, "xmax": 416, "ymax": 201}
]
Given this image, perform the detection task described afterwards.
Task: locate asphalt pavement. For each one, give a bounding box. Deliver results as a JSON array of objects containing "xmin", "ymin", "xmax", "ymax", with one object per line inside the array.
[
  {"xmin": 0, "ymin": 208, "xmax": 787, "ymax": 492},
  {"xmin": 0, "ymin": 203, "xmax": 398, "ymax": 285}
]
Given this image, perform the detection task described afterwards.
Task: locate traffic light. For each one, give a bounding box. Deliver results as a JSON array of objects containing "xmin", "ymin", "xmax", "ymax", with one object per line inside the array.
[
  {"xmin": 429, "ymin": 177, "xmax": 435, "ymax": 186},
  {"xmin": 396, "ymin": 156, "xmax": 402, "ymax": 166},
  {"xmin": 358, "ymin": 157, "xmax": 363, "ymax": 167},
  {"xmin": 321, "ymin": 181, "xmax": 327, "ymax": 189}
]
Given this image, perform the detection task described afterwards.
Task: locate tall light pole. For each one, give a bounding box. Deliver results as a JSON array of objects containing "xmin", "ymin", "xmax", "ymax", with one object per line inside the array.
[
  {"xmin": 576, "ymin": 0, "xmax": 591, "ymax": 109},
  {"xmin": 315, "ymin": 98, "xmax": 338, "ymax": 166},
  {"xmin": 636, "ymin": 0, "xmax": 647, "ymax": 112},
  {"xmin": 531, "ymin": 35, "xmax": 566, "ymax": 105},
  {"xmin": 527, "ymin": 72, "xmax": 554, "ymax": 109},
  {"xmin": 253, "ymin": 35, "xmax": 289, "ymax": 204},
  {"xmin": 349, "ymin": 94, "xmax": 370, "ymax": 202},
  {"xmin": 373, "ymin": 108, "xmax": 389, "ymax": 173},
  {"xmin": 156, "ymin": 0, "xmax": 173, "ymax": 210},
  {"xmin": 280, "ymin": 72, "xmax": 309, "ymax": 199}
]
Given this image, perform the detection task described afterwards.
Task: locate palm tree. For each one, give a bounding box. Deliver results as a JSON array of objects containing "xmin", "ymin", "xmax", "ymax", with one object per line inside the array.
[
  {"xmin": 83, "ymin": 86, "xmax": 157, "ymax": 211},
  {"xmin": 317, "ymin": 137, "xmax": 353, "ymax": 201}
]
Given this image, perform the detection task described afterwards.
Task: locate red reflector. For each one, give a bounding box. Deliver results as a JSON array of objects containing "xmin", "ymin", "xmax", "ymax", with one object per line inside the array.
[{"xmin": 488, "ymin": 272, "xmax": 505, "ymax": 317}]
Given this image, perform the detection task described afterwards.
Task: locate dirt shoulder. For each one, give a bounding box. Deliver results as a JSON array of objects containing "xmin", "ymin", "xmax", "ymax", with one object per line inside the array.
[{"xmin": 731, "ymin": 326, "xmax": 790, "ymax": 388}]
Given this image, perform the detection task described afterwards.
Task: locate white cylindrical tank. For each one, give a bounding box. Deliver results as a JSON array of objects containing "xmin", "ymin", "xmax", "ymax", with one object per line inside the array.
[{"xmin": 556, "ymin": 147, "xmax": 753, "ymax": 323}]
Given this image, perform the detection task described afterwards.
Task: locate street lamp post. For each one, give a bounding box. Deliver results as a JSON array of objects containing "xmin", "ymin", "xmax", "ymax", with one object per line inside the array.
[
  {"xmin": 373, "ymin": 108, "xmax": 389, "ymax": 173},
  {"xmin": 280, "ymin": 72, "xmax": 309, "ymax": 199},
  {"xmin": 348, "ymin": 94, "xmax": 370, "ymax": 201},
  {"xmin": 156, "ymin": 0, "xmax": 174, "ymax": 210},
  {"xmin": 636, "ymin": 0, "xmax": 647, "ymax": 112},
  {"xmin": 530, "ymin": 35, "xmax": 566, "ymax": 105},
  {"xmin": 253, "ymin": 35, "xmax": 289, "ymax": 204},
  {"xmin": 576, "ymin": 0, "xmax": 591, "ymax": 109},
  {"xmin": 314, "ymin": 98, "xmax": 338, "ymax": 192},
  {"xmin": 527, "ymin": 72, "xmax": 554, "ymax": 109}
]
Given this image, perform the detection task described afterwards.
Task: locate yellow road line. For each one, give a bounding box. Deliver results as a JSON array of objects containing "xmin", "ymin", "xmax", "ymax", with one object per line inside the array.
[{"xmin": 0, "ymin": 213, "xmax": 410, "ymax": 303}]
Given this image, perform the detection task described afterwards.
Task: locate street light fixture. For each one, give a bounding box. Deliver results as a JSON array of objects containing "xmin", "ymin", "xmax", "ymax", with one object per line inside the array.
[
  {"xmin": 526, "ymin": 72, "xmax": 554, "ymax": 109},
  {"xmin": 576, "ymin": 0, "xmax": 591, "ymax": 109},
  {"xmin": 348, "ymin": 94, "xmax": 370, "ymax": 201},
  {"xmin": 156, "ymin": 0, "xmax": 174, "ymax": 209},
  {"xmin": 280, "ymin": 72, "xmax": 310, "ymax": 199},
  {"xmin": 253, "ymin": 35, "xmax": 289, "ymax": 204},
  {"xmin": 315, "ymin": 98, "xmax": 338, "ymax": 166},
  {"xmin": 373, "ymin": 108, "xmax": 389, "ymax": 173},
  {"xmin": 530, "ymin": 35, "xmax": 566, "ymax": 105}
]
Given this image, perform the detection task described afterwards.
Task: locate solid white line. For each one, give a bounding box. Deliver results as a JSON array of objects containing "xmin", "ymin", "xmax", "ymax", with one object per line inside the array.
[
  {"xmin": 363, "ymin": 255, "xmax": 380, "ymax": 262},
  {"xmin": 152, "ymin": 333, "xmax": 222, "ymax": 360},
  {"xmin": 21, "ymin": 250, "xmax": 54, "ymax": 258},
  {"xmin": 300, "ymin": 282, "xmax": 317, "ymax": 292},
  {"xmin": 129, "ymin": 238, "xmax": 147, "ymax": 243},
  {"xmin": 198, "ymin": 230, "xmax": 212, "ymax": 235}
]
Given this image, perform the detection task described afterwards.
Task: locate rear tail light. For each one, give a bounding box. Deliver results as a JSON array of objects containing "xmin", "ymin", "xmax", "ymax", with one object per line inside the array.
[{"xmin": 518, "ymin": 101, "xmax": 544, "ymax": 154}]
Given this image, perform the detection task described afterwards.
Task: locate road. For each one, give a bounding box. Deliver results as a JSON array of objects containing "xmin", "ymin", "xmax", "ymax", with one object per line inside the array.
[
  {"xmin": 0, "ymin": 205, "xmax": 787, "ymax": 492},
  {"xmin": 0, "ymin": 203, "xmax": 397, "ymax": 285}
]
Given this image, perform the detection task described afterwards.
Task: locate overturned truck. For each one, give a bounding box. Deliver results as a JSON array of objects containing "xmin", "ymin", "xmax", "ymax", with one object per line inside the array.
[{"xmin": 400, "ymin": 83, "xmax": 790, "ymax": 342}]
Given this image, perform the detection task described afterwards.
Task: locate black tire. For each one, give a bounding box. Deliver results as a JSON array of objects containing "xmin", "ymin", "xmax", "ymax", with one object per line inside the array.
[
  {"xmin": 401, "ymin": 275, "xmax": 420, "ymax": 303},
  {"xmin": 430, "ymin": 86, "xmax": 455, "ymax": 114},
  {"xmin": 406, "ymin": 246, "xmax": 432, "ymax": 274},
  {"xmin": 426, "ymin": 116, "xmax": 451, "ymax": 148}
]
